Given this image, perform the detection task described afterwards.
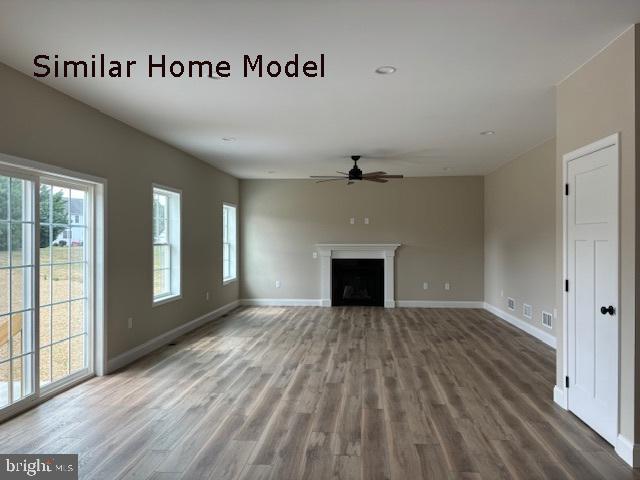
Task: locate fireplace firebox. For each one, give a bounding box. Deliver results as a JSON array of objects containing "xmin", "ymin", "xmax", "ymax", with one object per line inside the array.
[{"xmin": 331, "ymin": 259, "xmax": 384, "ymax": 306}]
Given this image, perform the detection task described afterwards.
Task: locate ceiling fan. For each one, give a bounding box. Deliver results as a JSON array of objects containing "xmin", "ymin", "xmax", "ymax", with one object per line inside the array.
[{"xmin": 311, "ymin": 155, "xmax": 404, "ymax": 185}]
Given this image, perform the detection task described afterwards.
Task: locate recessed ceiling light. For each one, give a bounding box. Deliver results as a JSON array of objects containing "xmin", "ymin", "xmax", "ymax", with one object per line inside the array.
[
  {"xmin": 375, "ymin": 66, "xmax": 396, "ymax": 75},
  {"xmin": 222, "ymin": 137, "xmax": 235, "ymax": 142},
  {"xmin": 480, "ymin": 130, "xmax": 496, "ymax": 136}
]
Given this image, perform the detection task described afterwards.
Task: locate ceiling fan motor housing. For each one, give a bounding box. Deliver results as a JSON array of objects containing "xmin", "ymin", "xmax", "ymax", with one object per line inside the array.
[{"xmin": 349, "ymin": 155, "xmax": 362, "ymax": 180}]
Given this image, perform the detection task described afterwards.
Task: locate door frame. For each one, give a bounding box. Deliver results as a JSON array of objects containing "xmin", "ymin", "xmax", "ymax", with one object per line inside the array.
[
  {"xmin": 0, "ymin": 151, "xmax": 107, "ymax": 423},
  {"xmin": 561, "ymin": 132, "xmax": 620, "ymax": 445}
]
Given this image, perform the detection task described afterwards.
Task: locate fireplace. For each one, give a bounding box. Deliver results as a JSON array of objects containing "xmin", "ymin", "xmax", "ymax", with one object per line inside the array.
[
  {"xmin": 316, "ymin": 243, "xmax": 400, "ymax": 308},
  {"xmin": 331, "ymin": 259, "xmax": 384, "ymax": 306}
]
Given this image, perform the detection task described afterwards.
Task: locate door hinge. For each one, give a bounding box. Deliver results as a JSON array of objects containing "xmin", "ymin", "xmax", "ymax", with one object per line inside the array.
[
  {"xmin": 565, "ymin": 376, "xmax": 570, "ymax": 388},
  {"xmin": 565, "ymin": 279, "xmax": 569, "ymax": 292},
  {"xmin": 565, "ymin": 183, "xmax": 569, "ymax": 196}
]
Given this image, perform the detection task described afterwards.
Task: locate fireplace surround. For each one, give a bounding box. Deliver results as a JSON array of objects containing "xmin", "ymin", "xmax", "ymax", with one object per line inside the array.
[{"xmin": 316, "ymin": 243, "xmax": 401, "ymax": 308}]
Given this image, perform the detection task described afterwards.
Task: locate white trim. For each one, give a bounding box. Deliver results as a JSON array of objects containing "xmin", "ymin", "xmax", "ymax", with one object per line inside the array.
[
  {"xmin": 615, "ymin": 434, "xmax": 640, "ymax": 468},
  {"xmin": 240, "ymin": 299, "xmax": 484, "ymax": 309},
  {"xmin": 484, "ymin": 302, "xmax": 557, "ymax": 349},
  {"xmin": 240, "ymin": 298, "xmax": 323, "ymax": 307},
  {"xmin": 0, "ymin": 151, "xmax": 107, "ymax": 185},
  {"xmin": 562, "ymin": 132, "xmax": 620, "ymax": 447},
  {"xmin": 396, "ymin": 300, "xmax": 484, "ymax": 308},
  {"xmin": 107, "ymin": 300, "xmax": 239, "ymax": 373},
  {"xmin": 553, "ymin": 386, "xmax": 568, "ymax": 409},
  {"xmin": 0, "ymin": 371, "xmax": 94, "ymax": 424},
  {"xmin": 316, "ymin": 243, "xmax": 401, "ymax": 308},
  {"xmin": 151, "ymin": 293, "xmax": 182, "ymax": 308}
]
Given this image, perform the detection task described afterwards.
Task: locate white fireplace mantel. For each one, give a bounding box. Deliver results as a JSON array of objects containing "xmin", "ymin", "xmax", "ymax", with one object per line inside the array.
[{"xmin": 316, "ymin": 243, "xmax": 401, "ymax": 308}]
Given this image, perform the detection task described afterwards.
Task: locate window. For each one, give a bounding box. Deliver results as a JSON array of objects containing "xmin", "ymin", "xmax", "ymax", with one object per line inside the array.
[
  {"xmin": 222, "ymin": 203, "xmax": 237, "ymax": 283},
  {"xmin": 153, "ymin": 186, "xmax": 181, "ymax": 303}
]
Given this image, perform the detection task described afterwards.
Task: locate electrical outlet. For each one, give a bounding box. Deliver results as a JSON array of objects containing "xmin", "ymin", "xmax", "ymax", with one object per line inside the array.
[
  {"xmin": 507, "ymin": 297, "xmax": 516, "ymax": 311},
  {"xmin": 312, "ymin": 251, "xmax": 318, "ymax": 259},
  {"xmin": 205, "ymin": 291, "xmax": 210, "ymax": 301},
  {"xmin": 349, "ymin": 217, "xmax": 355, "ymax": 225},
  {"xmin": 364, "ymin": 217, "xmax": 370, "ymax": 225},
  {"xmin": 444, "ymin": 282, "xmax": 450, "ymax": 291},
  {"xmin": 275, "ymin": 280, "xmax": 281, "ymax": 288},
  {"xmin": 127, "ymin": 317, "xmax": 133, "ymax": 329},
  {"xmin": 523, "ymin": 303, "xmax": 533, "ymax": 319},
  {"xmin": 423, "ymin": 282, "xmax": 429, "ymax": 290}
]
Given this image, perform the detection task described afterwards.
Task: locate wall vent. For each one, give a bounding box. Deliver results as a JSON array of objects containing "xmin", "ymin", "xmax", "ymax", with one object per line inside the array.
[
  {"xmin": 523, "ymin": 303, "xmax": 533, "ymax": 319},
  {"xmin": 507, "ymin": 297, "xmax": 516, "ymax": 311},
  {"xmin": 542, "ymin": 311, "xmax": 553, "ymax": 329}
]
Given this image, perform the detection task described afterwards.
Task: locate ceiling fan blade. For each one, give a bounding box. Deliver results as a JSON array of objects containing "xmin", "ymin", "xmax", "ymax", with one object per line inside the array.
[
  {"xmin": 374, "ymin": 174, "xmax": 404, "ymax": 179},
  {"xmin": 315, "ymin": 178, "xmax": 345, "ymax": 183},
  {"xmin": 362, "ymin": 171, "xmax": 387, "ymax": 177},
  {"xmin": 310, "ymin": 175, "xmax": 346, "ymax": 179},
  {"xmin": 364, "ymin": 178, "xmax": 388, "ymax": 183},
  {"xmin": 337, "ymin": 171, "xmax": 349, "ymax": 175}
]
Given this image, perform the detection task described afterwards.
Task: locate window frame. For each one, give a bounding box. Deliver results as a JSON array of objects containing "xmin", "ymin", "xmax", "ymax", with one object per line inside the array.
[
  {"xmin": 222, "ymin": 202, "xmax": 237, "ymax": 285},
  {"xmin": 152, "ymin": 185, "xmax": 182, "ymax": 306},
  {"xmin": 0, "ymin": 151, "xmax": 106, "ymax": 423}
]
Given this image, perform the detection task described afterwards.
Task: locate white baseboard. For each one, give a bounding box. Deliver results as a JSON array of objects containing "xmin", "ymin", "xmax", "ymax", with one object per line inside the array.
[
  {"xmin": 616, "ymin": 434, "xmax": 639, "ymax": 467},
  {"xmin": 240, "ymin": 298, "xmax": 323, "ymax": 307},
  {"xmin": 241, "ymin": 299, "xmax": 484, "ymax": 308},
  {"xmin": 553, "ymin": 386, "xmax": 568, "ymax": 409},
  {"xmin": 107, "ymin": 300, "xmax": 240, "ymax": 373},
  {"xmin": 483, "ymin": 302, "xmax": 556, "ymax": 349},
  {"xmin": 396, "ymin": 300, "xmax": 485, "ymax": 308}
]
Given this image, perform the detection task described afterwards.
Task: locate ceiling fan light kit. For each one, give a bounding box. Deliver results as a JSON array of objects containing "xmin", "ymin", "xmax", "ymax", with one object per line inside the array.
[{"xmin": 311, "ymin": 155, "xmax": 404, "ymax": 185}]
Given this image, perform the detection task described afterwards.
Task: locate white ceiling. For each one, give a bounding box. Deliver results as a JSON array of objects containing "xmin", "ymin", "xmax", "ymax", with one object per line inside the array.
[{"xmin": 1, "ymin": 1, "xmax": 639, "ymax": 178}]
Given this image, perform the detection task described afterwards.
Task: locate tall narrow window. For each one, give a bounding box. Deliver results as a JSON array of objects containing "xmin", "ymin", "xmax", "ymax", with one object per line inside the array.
[
  {"xmin": 153, "ymin": 186, "xmax": 181, "ymax": 303},
  {"xmin": 222, "ymin": 203, "xmax": 237, "ymax": 283}
]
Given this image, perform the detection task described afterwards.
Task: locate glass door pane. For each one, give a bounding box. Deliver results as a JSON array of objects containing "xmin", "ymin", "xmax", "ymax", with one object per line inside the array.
[
  {"xmin": 39, "ymin": 183, "xmax": 89, "ymax": 387},
  {"xmin": 0, "ymin": 174, "xmax": 35, "ymax": 407}
]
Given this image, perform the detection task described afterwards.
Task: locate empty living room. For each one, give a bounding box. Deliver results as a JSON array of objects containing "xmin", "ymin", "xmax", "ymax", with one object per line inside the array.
[{"xmin": 1, "ymin": 1, "xmax": 640, "ymax": 479}]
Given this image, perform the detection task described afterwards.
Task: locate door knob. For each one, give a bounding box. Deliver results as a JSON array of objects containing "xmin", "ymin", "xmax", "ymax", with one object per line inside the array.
[{"xmin": 600, "ymin": 305, "xmax": 616, "ymax": 316}]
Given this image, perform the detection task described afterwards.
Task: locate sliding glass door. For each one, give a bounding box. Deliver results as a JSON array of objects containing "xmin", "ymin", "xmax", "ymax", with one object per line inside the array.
[
  {"xmin": 0, "ymin": 169, "xmax": 94, "ymax": 415},
  {"xmin": 39, "ymin": 181, "xmax": 90, "ymax": 387},
  {"xmin": 0, "ymin": 173, "xmax": 36, "ymax": 408}
]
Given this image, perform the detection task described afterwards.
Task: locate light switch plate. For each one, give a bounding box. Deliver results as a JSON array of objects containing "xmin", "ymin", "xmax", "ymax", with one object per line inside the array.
[{"xmin": 350, "ymin": 217, "xmax": 355, "ymax": 225}]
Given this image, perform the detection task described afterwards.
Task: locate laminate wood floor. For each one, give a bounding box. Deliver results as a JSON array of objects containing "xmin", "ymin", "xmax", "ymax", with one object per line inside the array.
[{"xmin": 0, "ymin": 307, "xmax": 637, "ymax": 479}]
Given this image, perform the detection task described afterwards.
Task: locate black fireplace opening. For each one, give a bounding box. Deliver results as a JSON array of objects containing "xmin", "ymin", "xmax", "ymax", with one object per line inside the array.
[{"xmin": 331, "ymin": 259, "xmax": 384, "ymax": 306}]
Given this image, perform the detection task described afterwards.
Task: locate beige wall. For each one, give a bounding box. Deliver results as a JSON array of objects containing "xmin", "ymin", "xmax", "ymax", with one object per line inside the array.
[
  {"xmin": 0, "ymin": 63, "xmax": 239, "ymax": 360},
  {"xmin": 240, "ymin": 177, "xmax": 484, "ymax": 302},
  {"xmin": 484, "ymin": 139, "xmax": 556, "ymax": 334},
  {"xmin": 556, "ymin": 25, "xmax": 637, "ymax": 442}
]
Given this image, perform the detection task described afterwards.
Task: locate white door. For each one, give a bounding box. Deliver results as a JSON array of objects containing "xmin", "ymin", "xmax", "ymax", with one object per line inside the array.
[{"xmin": 565, "ymin": 135, "xmax": 618, "ymax": 445}]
